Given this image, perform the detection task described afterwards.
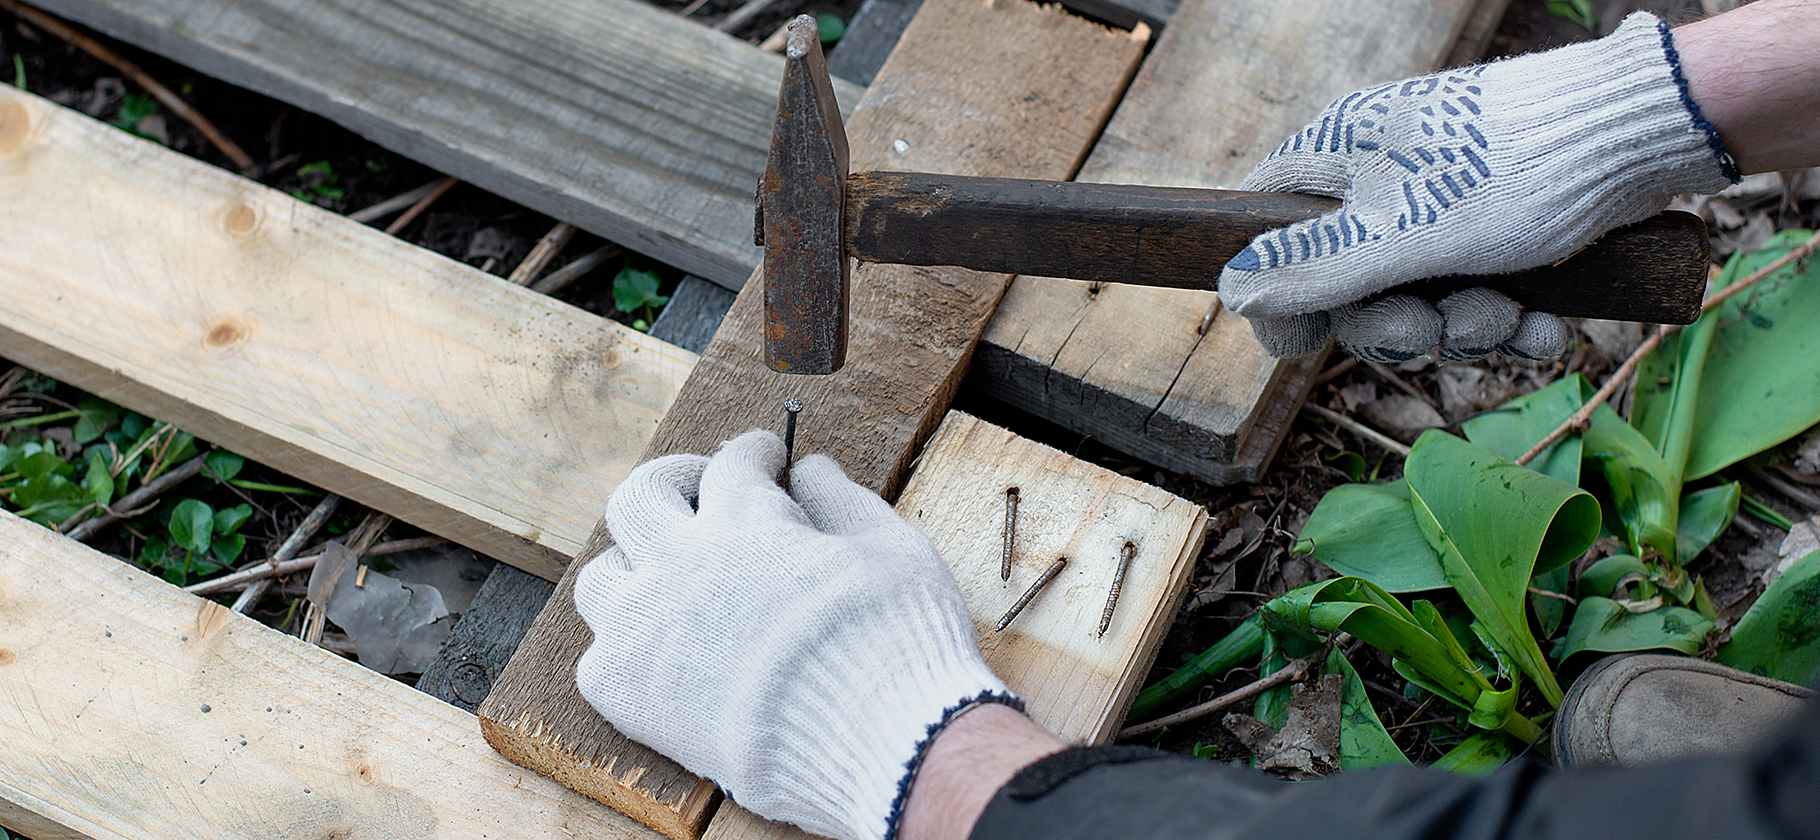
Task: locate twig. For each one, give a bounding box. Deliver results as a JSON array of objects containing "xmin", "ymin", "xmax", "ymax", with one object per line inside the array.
[
  {"xmin": 229, "ymin": 493, "xmax": 341, "ymax": 612},
  {"xmin": 347, "ymin": 179, "xmax": 445, "ymax": 224},
  {"xmin": 1384, "ymin": 715, "xmax": 1455, "ymax": 733},
  {"xmin": 383, "ymin": 176, "xmax": 459, "ymax": 236},
  {"xmin": 64, "ymin": 454, "xmax": 206, "ymax": 540},
  {"xmin": 1310, "ymin": 356, "xmax": 1359, "ymax": 387},
  {"xmin": 300, "ymin": 513, "xmax": 394, "ymax": 646},
  {"xmin": 714, "ymin": 0, "xmax": 782, "ymax": 32},
  {"xmin": 1363, "ymin": 359, "xmax": 1440, "ymax": 411},
  {"xmin": 0, "ymin": 0, "xmax": 255, "ymax": 171},
  {"xmin": 529, "ymin": 246, "xmax": 619, "ymax": 294},
  {"xmin": 190, "ymin": 536, "xmax": 446, "ymax": 596},
  {"xmin": 507, "ymin": 222, "xmax": 577, "ymax": 285},
  {"xmin": 1751, "ymin": 467, "xmax": 1820, "ymax": 513},
  {"xmin": 1118, "ymin": 655, "xmax": 1312, "ymax": 739},
  {"xmin": 1303, "ymin": 403, "xmax": 1412, "ymax": 457},
  {"xmin": 1519, "ymin": 230, "xmax": 1820, "ymax": 468},
  {"xmin": 676, "ymin": 0, "xmax": 712, "ymax": 16}
]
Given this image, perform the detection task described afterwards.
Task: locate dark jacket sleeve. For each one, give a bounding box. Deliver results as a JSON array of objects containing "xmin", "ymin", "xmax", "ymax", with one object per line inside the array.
[{"xmin": 970, "ymin": 696, "xmax": 1818, "ymax": 840}]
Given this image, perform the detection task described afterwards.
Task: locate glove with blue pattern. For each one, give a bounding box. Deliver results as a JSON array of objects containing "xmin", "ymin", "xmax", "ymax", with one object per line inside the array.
[{"xmin": 1217, "ymin": 12, "xmax": 1739, "ymax": 362}]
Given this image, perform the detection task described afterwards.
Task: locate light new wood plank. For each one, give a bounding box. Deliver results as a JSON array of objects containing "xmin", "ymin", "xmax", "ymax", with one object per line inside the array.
[
  {"xmin": 0, "ymin": 85, "xmax": 696, "ymax": 582},
  {"xmin": 705, "ymin": 411, "xmax": 1207, "ymax": 840},
  {"xmin": 0, "ymin": 510, "xmax": 663, "ymax": 840},
  {"xmin": 478, "ymin": 1, "xmax": 1149, "ymax": 836},
  {"xmin": 974, "ymin": 0, "xmax": 1480, "ymax": 484},
  {"xmin": 31, "ymin": 0, "xmax": 864, "ymax": 288}
]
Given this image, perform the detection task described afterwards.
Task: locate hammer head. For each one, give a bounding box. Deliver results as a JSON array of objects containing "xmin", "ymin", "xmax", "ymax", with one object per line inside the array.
[{"xmin": 759, "ymin": 15, "xmax": 851, "ymax": 375}]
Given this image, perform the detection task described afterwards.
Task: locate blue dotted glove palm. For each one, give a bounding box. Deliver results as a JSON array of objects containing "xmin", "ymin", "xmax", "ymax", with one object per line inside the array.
[{"xmin": 1217, "ymin": 12, "xmax": 1738, "ymax": 362}]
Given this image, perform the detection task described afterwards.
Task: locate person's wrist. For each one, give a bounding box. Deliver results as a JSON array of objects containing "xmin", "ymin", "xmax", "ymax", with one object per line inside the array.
[{"xmin": 898, "ymin": 704, "xmax": 1066, "ymax": 840}]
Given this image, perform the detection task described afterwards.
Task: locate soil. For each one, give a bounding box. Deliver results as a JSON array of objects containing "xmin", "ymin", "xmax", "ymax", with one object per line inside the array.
[{"xmin": 2, "ymin": 0, "xmax": 1817, "ymax": 789}]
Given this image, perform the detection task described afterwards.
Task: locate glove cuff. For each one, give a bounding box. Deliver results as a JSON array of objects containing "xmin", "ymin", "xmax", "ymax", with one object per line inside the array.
[{"xmin": 881, "ymin": 690, "xmax": 1027, "ymax": 840}]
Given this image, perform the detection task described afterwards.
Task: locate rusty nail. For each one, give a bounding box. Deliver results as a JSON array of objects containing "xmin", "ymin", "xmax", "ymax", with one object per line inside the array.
[
  {"xmin": 1099, "ymin": 541, "xmax": 1135, "ymax": 638},
  {"xmin": 1001, "ymin": 486, "xmax": 1020, "ymax": 581},
  {"xmin": 998, "ymin": 556, "xmax": 1067, "ymax": 632}
]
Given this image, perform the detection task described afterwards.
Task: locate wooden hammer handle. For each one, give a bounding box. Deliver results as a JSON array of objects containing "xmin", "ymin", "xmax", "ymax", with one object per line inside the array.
[{"xmin": 843, "ymin": 171, "xmax": 1708, "ymax": 324}]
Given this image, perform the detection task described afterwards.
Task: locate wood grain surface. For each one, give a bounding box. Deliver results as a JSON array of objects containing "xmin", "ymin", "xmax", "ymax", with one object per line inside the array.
[
  {"xmin": 477, "ymin": 1, "xmax": 1148, "ymax": 836},
  {"xmin": 0, "ymin": 511, "xmax": 664, "ymax": 840},
  {"xmin": 0, "ymin": 85, "xmax": 695, "ymax": 581},
  {"xmin": 975, "ymin": 0, "xmax": 1486, "ymax": 483},
  {"xmin": 703, "ymin": 411, "xmax": 1207, "ymax": 840},
  {"xmin": 30, "ymin": 0, "xmax": 864, "ymax": 288}
]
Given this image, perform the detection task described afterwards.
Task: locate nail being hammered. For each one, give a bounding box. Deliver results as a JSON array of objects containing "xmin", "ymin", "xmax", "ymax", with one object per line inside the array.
[{"xmin": 997, "ymin": 556, "xmax": 1067, "ymax": 632}]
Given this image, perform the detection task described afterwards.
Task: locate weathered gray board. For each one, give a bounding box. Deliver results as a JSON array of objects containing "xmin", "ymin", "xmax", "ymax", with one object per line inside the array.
[{"xmin": 30, "ymin": 0, "xmax": 863, "ymax": 289}]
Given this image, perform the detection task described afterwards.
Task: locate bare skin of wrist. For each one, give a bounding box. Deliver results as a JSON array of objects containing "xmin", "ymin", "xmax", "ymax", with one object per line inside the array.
[
  {"xmin": 1675, "ymin": 0, "xmax": 1820, "ymax": 175},
  {"xmin": 899, "ymin": 704, "xmax": 1067, "ymax": 840}
]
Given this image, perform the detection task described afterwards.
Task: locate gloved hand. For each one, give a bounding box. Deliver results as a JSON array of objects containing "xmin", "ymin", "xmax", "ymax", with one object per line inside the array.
[
  {"xmin": 573, "ymin": 430, "xmax": 1017, "ymax": 840},
  {"xmin": 1216, "ymin": 12, "xmax": 1738, "ymax": 362}
]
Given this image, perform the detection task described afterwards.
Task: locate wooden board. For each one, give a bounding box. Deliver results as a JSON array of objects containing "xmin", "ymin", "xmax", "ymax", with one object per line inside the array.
[
  {"xmin": 478, "ymin": 1, "xmax": 1148, "ymax": 837},
  {"xmin": 703, "ymin": 411, "xmax": 1206, "ymax": 840},
  {"xmin": 30, "ymin": 0, "xmax": 864, "ymax": 288},
  {"xmin": 972, "ymin": 0, "xmax": 1483, "ymax": 484},
  {"xmin": 0, "ymin": 84, "xmax": 697, "ymax": 582},
  {"xmin": 0, "ymin": 510, "xmax": 663, "ymax": 840}
]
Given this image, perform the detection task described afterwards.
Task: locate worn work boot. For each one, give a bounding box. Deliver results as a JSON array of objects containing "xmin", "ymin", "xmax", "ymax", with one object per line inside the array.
[{"xmin": 1554, "ymin": 653, "xmax": 1813, "ymax": 767}]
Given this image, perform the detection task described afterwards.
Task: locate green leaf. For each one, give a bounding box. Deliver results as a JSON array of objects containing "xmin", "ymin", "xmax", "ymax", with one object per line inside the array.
[
  {"xmin": 1530, "ymin": 565, "xmax": 1572, "ymax": 639},
  {"xmin": 205, "ymin": 450, "xmax": 245, "ymax": 482},
  {"xmin": 82, "ymin": 449, "xmax": 114, "ymax": 506},
  {"xmin": 1559, "ymin": 597, "xmax": 1713, "ymax": 661},
  {"xmin": 167, "ymin": 498, "xmax": 215, "ymax": 555},
  {"xmin": 1677, "ymin": 482, "xmax": 1740, "ymax": 566},
  {"xmin": 1430, "ymin": 733, "xmax": 1513, "ymax": 776},
  {"xmin": 1128, "ymin": 614, "xmax": 1264, "ymax": 720},
  {"xmin": 1718, "ymin": 549, "xmax": 1820, "ymax": 684},
  {"xmin": 817, "ymin": 12, "xmax": 846, "ymax": 43},
  {"xmin": 1325, "ymin": 646, "xmax": 1410, "ymax": 770},
  {"xmin": 1298, "ymin": 480, "xmax": 1446, "ymax": 592},
  {"xmin": 1405, "ymin": 430, "xmax": 1599, "ymax": 706},
  {"xmin": 12, "ymin": 53, "xmax": 25, "ymax": 90},
  {"xmin": 10, "ymin": 473, "xmax": 91, "ymax": 525},
  {"xmin": 214, "ymin": 503, "xmax": 253, "ymax": 535},
  {"xmin": 72, "ymin": 397, "xmax": 119, "ymax": 445},
  {"xmin": 612, "ymin": 266, "xmax": 667, "ymax": 314},
  {"xmin": 1545, "ymin": 0, "xmax": 1596, "ymax": 30},
  {"xmin": 1634, "ymin": 230, "xmax": 1820, "ymax": 480},
  {"xmin": 211, "ymin": 532, "xmax": 246, "ymax": 565},
  {"xmin": 1461, "ymin": 373, "xmax": 1590, "ymax": 487},
  {"xmin": 15, "ymin": 450, "xmax": 74, "ymax": 482},
  {"xmin": 1578, "ymin": 554, "xmax": 1647, "ymax": 599},
  {"xmin": 1584, "ymin": 405, "xmax": 1678, "ymax": 559}
]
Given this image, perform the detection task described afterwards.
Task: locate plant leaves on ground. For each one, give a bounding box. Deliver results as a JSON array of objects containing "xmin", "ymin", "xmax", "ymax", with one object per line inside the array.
[{"xmin": 1719, "ymin": 549, "xmax": 1820, "ymax": 685}]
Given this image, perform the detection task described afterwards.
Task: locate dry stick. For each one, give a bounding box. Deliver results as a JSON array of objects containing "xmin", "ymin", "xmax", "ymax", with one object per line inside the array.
[
  {"xmin": 1118, "ymin": 655, "xmax": 1313, "ymax": 739},
  {"xmin": 0, "ymin": 0, "xmax": 255, "ymax": 171},
  {"xmin": 383, "ymin": 176, "xmax": 460, "ymax": 236},
  {"xmin": 188, "ymin": 536, "xmax": 449, "ymax": 596},
  {"xmin": 347, "ymin": 179, "xmax": 446, "ymax": 224},
  {"xmin": 64, "ymin": 454, "xmax": 206, "ymax": 540},
  {"xmin": 1303, "ymin": 403, "xmax": 1412, "ymax": 457},
  {"xmin": 676, "ymin": 0, "xmax": 712, "ymax": 16},
  {"xmin": 229, "ymin": 493, "xmax": 341, "ymax": 612},
  {"xmin": 1364, "ymin": 359, "xmax": 1440, "ymax": 411},
  {"xmin": 714, "ymin": 0, "xmax": 783, "ymax": 32},
  {"xmin": 507, "ymin": 222, "xmax": 577, "ymax": 285},
  {"xmin": 1516, "ymin": 228, "xmax": 1820, "ymax": 468},
  {"xmin": 302, "ymin": 512, "xmax": 394, "ymax": 646},
  {"xmin": 1754, "ymin": 467, "xmax": 1820, "ymax": 512},
  {"xmin": 528, "ymin": 245, "xmax": 619, "ymax": 294}
]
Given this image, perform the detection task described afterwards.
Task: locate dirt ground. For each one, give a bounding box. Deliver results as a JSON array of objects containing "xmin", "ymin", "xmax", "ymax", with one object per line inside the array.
[{"xmin": 1, "ymin": 0, "xmax": 1816, "ymax": 778}]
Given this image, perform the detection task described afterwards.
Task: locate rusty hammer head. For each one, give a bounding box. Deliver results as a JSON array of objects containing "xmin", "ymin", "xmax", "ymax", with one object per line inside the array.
[{"xmin": 757, "ymin": 15, "xmax": 850, "ymax": 375}]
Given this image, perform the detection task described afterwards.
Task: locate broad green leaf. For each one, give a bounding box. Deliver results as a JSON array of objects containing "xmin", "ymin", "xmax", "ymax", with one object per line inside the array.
[
  {"xmin": 15, "ymin": 450, "xmax": 74, "ymax": 482},
  {"xmin": 1719, "ymin": 549, "xmax": 1820, "ymax": 684},
  {"xmin": 82, "ymin": 449, "xmax": 113, "ymax": 506},
  {"xmin": 167, "ymin": 498, "xmax": 215, "ymax": 555},
  {"xmin": 1430, "ymin": 733, "xmax": 1513, "ymax": 776},
  {"xmin": 1253, "ymin": 632, "xmax": 1295, "ymax": 730},
  {"xmin": 214, "ymin": 503, "xmax": 253, "ymax": 535},
  {"xmin": 1405, "ymin": 431, "xmax": 1599, "ymax": 706},
  {"xmin": 1461, "ymin": 373, "xmax": 1590, "ymax": 487},
  {"xmin": 1633, "ymin": 278, "xmax": 1718, "ymax": 484},
  {"xmin": 10, "ymin": 473, "xmax": 90, "ymax": 525},
  {"xmin": 211, "ymin": 532, "xmax": 246, "ymax": 565},
  {"xmin": 1128, "ymin": 614, "xmax": 1264, "ymax": 720},
  {"xmin": 1297, "ymin": 480, "xmax": 1445, "ymax": 592},
  {"xmin": 71, "ymin": 397, "xmax": 119, "ymax": 445},
  {"xmin": 816, "ymin": 11, "xmax": 846, "ymax": 43},
  {"xmin": 205, "ymin": 450, "xmax": 245, "ymax": 483},
  {"xmin": 1578, "ymin": 554, "xmax": 1647, "ymax": 599},
  {"xmin": 1559, "ymin": 597, "xmax": 1713, "ymax": 661},
  {"xmin": 612, "ymin": 266, "xmax": 668, "ymax": 313},
  {"xmin": 1530, "ymin": 565, "xmax": 1572, "ymax": 639},
  {"xmin": 1677, "ymin": 483, "xmax": 1740, "ymax": 565},
  {"xmin": 1325, "ymin": 646, "xmax": 1410, "ymax": 770},
  {"xmin": 1584, "ymin": 406, "xmax": 1678, "ymax": 559},
  {"xmin": 1634, "ymin": 230, "xmax": 1820, "ymax": 479}
]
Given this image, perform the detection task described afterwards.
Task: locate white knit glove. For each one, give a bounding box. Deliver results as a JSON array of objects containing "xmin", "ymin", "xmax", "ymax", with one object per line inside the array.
[
  {"xmin": 1216, "ymin": 12, "xmax": 1738, "ymax": 362},
  {"xmin": 574, "ymin": 430, "xmax": 1016, "ymax": 840}
]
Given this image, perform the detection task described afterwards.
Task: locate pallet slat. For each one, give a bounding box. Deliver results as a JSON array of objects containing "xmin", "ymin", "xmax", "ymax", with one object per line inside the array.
[
  {"xmin": 0, "ymin": 85, "xmax": 696, "ymax": 582},
  {"xmin": 478, "ymin": 1, "xmax": 1149, "ymax": 837},
  {"xmin": 30, "ymin": 0, "xmax": 864, "ymax": 288},
  {"xmin": 0, "ymin": 510, "xmax": 663, "ymax": 840}
]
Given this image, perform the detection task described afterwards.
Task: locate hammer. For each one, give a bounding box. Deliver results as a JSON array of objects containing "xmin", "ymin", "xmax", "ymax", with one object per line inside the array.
[{"xmin": 757, "ymin": 16, "xmax": 1710, "ymax": 375}]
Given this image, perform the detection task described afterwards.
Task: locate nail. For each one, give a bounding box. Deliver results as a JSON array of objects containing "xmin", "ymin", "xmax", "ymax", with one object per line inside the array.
[
  {"xmin": 1001, "ymin": 486, "xmax": 1020, "ymax": 581},
  {"xmin": 997, "ymin": 556, "xmax": 1067, "ymax": 632},
  {"xmin": 782, "ymin": 398, "xmax": 802, "ymax": 489},
  {"xmin": 1099, "ymin": 541, "xmax": 1135, "ymax": 638}
]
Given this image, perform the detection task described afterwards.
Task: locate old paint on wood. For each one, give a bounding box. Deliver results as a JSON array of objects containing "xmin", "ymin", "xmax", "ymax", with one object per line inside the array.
[
  {"xmin": 0, "ymin": 86, "xmax": 695, "ymax": 582},
  {"xmin": 29, "ymin": 0, "xmax": 863, "ymax": 289},
  {"xmin": 0, "ymin": 511, "xmax": 664, "ymax": 840},
  {"xmin": 974, "ymin": 0, "xmax": 1489, "ymax": 484},
  {"xmin": 477, "ymin": 1, "xmax": 1148, "ymax": 837},
  {"xmin": 702, "ymin": 411, "xmax": 1207, "ymax": 840}
]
